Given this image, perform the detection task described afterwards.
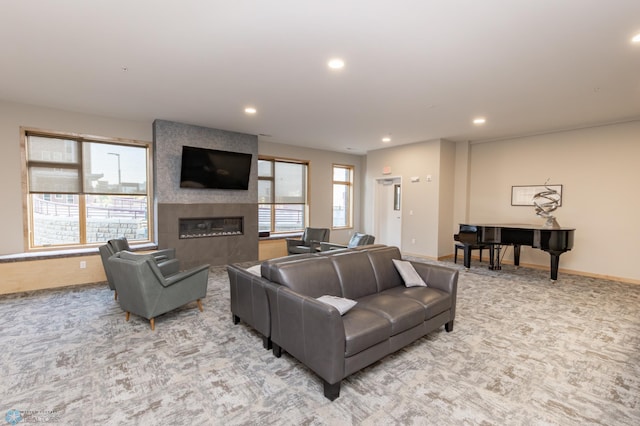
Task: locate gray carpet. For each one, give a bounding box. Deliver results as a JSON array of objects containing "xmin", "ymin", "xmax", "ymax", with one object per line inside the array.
[{"xmin": 1, "ymin": 257, "xmax": 638, "ymax": 425}]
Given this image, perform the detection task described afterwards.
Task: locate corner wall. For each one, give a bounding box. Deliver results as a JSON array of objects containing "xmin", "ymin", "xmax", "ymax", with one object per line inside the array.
[
  {"xmin": 364, "ymin": 139, "xmax": 454, "ymax": 259},
  {"xmin": 468, "ymin": 120, "xmax": 640, "ymax": 282}
]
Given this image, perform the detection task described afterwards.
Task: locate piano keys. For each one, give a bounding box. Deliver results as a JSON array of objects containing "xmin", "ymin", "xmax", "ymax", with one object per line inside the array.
[{"xmin": 455, "ymin": 223, "xmax": 575, "ymax": 280}]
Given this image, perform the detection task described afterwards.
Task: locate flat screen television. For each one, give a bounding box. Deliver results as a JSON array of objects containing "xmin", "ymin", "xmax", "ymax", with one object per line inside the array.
[{"xmin": 179, "ymin": 145, "xmax": 252, "ymax": 190}]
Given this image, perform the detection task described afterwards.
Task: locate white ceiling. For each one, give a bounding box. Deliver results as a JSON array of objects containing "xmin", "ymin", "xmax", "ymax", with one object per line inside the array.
[{"xmin": 2, "ymin": 0, "xmax": 640, "ymax": 154}]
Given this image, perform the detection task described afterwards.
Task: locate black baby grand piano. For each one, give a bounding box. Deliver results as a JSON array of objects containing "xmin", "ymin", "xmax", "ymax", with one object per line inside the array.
[{"xmin": 455, "ymin": 223, "xmax": 575, "ymax": 280}]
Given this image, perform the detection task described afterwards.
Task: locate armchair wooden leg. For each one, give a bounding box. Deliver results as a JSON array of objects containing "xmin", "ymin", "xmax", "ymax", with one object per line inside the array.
[
  {"xmin": 150, "ymin": 318, "xmax": 155, "ymax": 331},
  {"xmin": 197, "ymin": 299, "xmax": 203, "ymax": 312},
  {"xmin": 114, "ymin": 291, "xmax": 118, "ymax": 300},
  {"xmin": 125, "ymin": 312, "xmax": 130, "ymax": 321}
]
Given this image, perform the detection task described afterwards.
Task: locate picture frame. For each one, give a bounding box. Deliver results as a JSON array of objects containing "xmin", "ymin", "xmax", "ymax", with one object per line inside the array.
[{"xmin": 511, "ymin": 184, "xmax": 562, "ymax": 206}]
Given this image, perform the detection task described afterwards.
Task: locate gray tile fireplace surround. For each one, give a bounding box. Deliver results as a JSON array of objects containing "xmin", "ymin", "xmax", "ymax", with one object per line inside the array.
[{"xmin": 158, "ymin": 203, "xmax": 258, "ymax": 269}]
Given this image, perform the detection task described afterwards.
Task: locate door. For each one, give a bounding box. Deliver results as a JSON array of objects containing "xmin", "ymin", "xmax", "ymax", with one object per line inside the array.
[{"xmin": 374, "ymin": 177, "xmax": 402, "ymax": 248}]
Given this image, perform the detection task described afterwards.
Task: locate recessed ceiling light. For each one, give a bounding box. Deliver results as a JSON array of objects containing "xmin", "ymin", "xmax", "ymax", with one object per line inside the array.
[
  {"xmin": 473, "ymin": 118, "xmax": 486, "ymax": 125},
  {"xmin": 244, "ymin": 107, "xmax": 257, "ymax": 114},
  {"xmin": 328, "ymin": 58, "xmax": 345, "ymax": 69},
  {"xmin": 632, "ymin": 33, "xmax": 640, "ymax": 43},
  {"xmin": 382, "ymin": 137, "xmax": 391, "ymax": 143}
]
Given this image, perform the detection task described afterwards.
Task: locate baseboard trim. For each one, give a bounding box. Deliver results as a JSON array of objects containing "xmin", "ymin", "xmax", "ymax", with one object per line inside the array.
[{"xmin": 411, "ymin": 253, "xmax": 640, "ymax": 286}]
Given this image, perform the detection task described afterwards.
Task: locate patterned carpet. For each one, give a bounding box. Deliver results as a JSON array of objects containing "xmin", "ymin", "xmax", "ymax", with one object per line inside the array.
[{"xmin": 0, "ymin": 257, "xmax": 638, "ymax": 425}]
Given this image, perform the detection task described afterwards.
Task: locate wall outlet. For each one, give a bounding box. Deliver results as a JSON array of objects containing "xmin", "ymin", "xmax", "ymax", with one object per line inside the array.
[
  {"xmin": 411, "ymin": 238, "xmax": 416, "ymax": 244},
  {"xmin": 79, "ymin": 261, "xmax": 87, "ymax": 269}
]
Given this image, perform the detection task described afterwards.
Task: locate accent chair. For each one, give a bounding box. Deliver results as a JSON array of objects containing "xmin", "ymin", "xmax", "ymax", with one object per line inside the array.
[
  {"xmin": 286, "ymin": 227, "xmax": 330, "ymax": 255},
  {"xmin": 108, "ymin": 251, "xmax": 209, "ymax": 330},
  {"xmin": 320, "ymin": 232, "xmax": 375, "ymax": 251},
  {"xmin": 99, "ymin": 238, "xmax": 179, "ymax": 300}
]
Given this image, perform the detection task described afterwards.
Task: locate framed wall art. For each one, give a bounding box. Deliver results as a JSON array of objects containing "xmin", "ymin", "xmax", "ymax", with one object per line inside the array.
[{"xmin": 511, "ymin": 184, "xmax": 563, "ymax": 206}]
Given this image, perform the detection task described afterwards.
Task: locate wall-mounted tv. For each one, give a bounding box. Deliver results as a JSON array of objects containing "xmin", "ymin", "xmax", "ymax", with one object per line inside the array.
[{"xmin": 179, "ymin": 145, "xmax": 252, "ymax": 190}]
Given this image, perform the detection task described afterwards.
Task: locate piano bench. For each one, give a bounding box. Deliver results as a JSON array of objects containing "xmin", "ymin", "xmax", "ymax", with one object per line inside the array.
[{"xmin": 454, "ymin": 243, "xmax": 486, "ymax": 264}]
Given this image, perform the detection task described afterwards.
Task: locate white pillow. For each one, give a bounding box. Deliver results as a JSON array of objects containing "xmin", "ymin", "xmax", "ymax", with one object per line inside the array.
[
  {"xmin": 316, "ymin": 295, "xmax": 357, "ymax": 315},
  {"xmin": 246, "ymin": 264, "xmax": 262, "ymax": 276},
  {"xmin": 392, "ymin": 259, "xmax": 427, "ymax": 287}
]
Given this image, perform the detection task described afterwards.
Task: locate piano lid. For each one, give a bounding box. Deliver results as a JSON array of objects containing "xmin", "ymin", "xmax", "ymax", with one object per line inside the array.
[{"xmin": 461, "ymin": 223, "xmax": 576, "ymax": 231}]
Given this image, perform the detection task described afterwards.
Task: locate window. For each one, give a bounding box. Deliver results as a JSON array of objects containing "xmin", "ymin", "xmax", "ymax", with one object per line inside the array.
[
  {"xmin": 23, "ymin": 130, "xmax": 152, "ymax": 249},
  {"xmin": 258, "ymin": 158, "xmax": 308, "ymax": 233},
  {"xmin": 332, "ymin": 164, "xmax": 353, "ymax": 228}
]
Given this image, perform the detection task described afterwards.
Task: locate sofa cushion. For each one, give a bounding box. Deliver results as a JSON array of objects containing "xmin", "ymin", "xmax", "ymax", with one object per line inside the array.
[
  {"xmin": 317, "ymin": 295, "xmax": 357, "ymax": 315},
  {"xmin": 356, "ymin": 294, "xmax": 425, "ymax": 336},
  {"xmin": 392, "ymin": 259, "xmax": 427, "ymax": 287},
  {"xmin": 330, "ymin": 251, "xmax": 378, "ymax": 300},
  {"xmin": 271, "ymin": 257, "xmax": 342, "ymax": 298},
  {"xmin": 366, "ymin": 246, "xmax": 404, "ymax": 292},
  {"xmin": 343, "ymin": 308, "xmax": 392, "ymax": 357},
  {"xmin": 381, "ymin": 286, "xmax": 452, "ymax": 320}
]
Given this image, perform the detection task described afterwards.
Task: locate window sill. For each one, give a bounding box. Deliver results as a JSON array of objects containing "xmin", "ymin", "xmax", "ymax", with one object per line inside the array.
[{"xmin": 0, "ymin": 242, "xmax": 158, "ymax": 263}]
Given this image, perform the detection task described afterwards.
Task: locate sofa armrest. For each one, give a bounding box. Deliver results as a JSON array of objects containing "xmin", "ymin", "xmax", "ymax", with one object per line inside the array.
[
  {"xmin": 410, "ymin": 261, "xmax": 458, "ymax": 320},
  {"xmin": 151, "ymin": 248, "xmax": 176, "ymax": 260},
  {"xmin": 158, "ymin": 258, "xmax": 180, "ymax": 277},
  {"xmin": 163, "ymin": 264, "xmax": 210, "ymax": 287},
  {"xmin": 265, "ymin": 281, "xmax": 346, "ymax": 384},
  {"xmin": 227, "ymin": 264, "xmax": 271, "ymax": 339},
  {"xmin": 320, "ymin": 242, "xmax": 347, "ymax": 251},
  {"xmin": 410, "ymin": 262, "xmax": 457, "ymax": 294}
]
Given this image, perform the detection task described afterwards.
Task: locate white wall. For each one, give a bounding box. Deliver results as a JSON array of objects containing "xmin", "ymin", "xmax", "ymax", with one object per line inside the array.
[
  {"xmin": 365, "ymin": 139, "xmax": 452, "ymax": 258},
  {"xmin": 258, "ymin": 140, "xmax": 365, "ymax": 244},
  {"xmin": 0, "ymin": 100, "xmax": 151, "ymax": 255},
  {"xmin": 468, "ymin": 120, "xmax": 640, "ymax": 282}
]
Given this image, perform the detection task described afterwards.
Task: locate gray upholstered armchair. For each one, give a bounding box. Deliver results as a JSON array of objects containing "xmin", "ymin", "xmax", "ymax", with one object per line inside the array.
[
  {"xmin": 107, "ymin": 251, "xmax": 209, "ymax": 330},
  {"xmin": 108, "ymin": 237, "xmax": 176, "ymax": 262},
  {"xmin": 320, "ymin": 232, "xmax": 375, "ymax": 251},
  {"xmin": 286, "ymin": 227, "xmax": 330, "ymax": 254},
  {"xmin": 99, "ymin": 238, "xmax": 179, "ymax": 300}
]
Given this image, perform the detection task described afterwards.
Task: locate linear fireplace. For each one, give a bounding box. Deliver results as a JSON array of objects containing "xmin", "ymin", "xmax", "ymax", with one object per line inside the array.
[{"xmin": 179, "ymin": 217, "xmax": 243, "ymax": 239}]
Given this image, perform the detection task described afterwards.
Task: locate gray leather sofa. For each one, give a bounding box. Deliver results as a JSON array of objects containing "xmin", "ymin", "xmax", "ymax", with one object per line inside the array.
[
  {"xmin": 227, "ymin": 244, "xmax": 385, "ymax": 349},
  {"xmin": 227, "ymin": 245, "xmax": 458, "ymax": 400}
]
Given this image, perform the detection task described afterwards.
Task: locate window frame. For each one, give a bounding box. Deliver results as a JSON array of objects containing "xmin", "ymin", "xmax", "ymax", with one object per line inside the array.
[
  {"xmin": 20, "ymin": 127, "xmax": 154, "ymax": 251},
  {"xmin": 331, "ymin": 163, "xmax": 354, "ymax": 230},
  {"xmin": 258, "ymin": 156, "xmax": 309, "ymax": 234}
]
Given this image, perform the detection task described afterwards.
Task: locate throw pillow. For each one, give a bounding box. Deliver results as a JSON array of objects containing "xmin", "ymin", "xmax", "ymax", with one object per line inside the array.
[
  {"xmin": 392, "ymin": 259, "xmax": 427, "ymax": 287},
  {"xmin": 316, "ymin": 295, "xmax": 357, "ymax": 315},
  {"xmin": 246, "ymin": 264, "xmax": 262, "ymax": 276}
]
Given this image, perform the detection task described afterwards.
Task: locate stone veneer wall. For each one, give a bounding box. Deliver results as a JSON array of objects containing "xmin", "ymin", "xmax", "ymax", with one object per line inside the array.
[{"xmin": 153, "ymin": 120, "xmax": 258, "ymax": 267}]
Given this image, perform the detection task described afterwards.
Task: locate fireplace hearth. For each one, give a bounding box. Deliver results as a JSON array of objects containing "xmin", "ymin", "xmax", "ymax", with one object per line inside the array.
[{"xmin": 179, "ymin": 217, "xmax": 243, "ymax": 239}]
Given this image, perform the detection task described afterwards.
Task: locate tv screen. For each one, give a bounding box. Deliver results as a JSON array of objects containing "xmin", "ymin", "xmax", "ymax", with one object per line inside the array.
[{"xmin": 179, "ymin": 145, "xmax": 252, "ymax": 190}]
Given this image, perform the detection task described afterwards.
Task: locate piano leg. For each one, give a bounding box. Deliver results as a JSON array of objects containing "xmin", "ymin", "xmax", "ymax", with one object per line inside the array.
[
  {"xmin": 549, "ymin": 252, "xmax": 561, "ymax": 281},
  {"xmin": 513, "ymin": 244, "xmax": 521, "ymax": 269},
  {"xmin": 463, "ymin": 244, "xmax": 472, "ymax": 269},
  {"xmin": 489, "ymin": 245, "xmax": 502, "ymax": 270}
]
